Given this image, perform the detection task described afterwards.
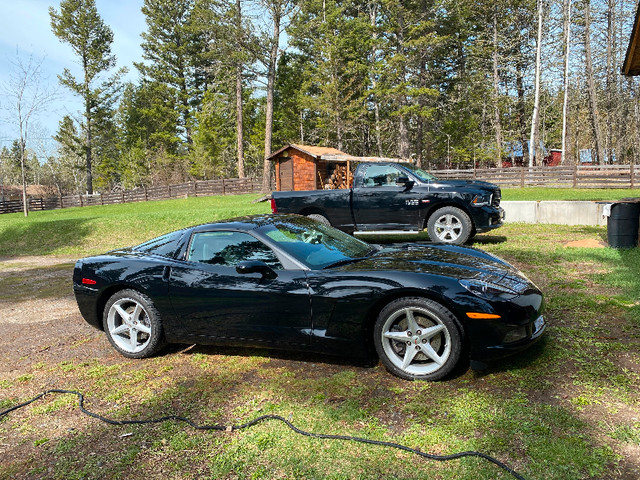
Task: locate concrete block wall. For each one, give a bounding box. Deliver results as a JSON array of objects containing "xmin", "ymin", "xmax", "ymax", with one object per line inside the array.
[{"xmin": 501, "ymin": 201, "xmax": 608, "ymax": 226}]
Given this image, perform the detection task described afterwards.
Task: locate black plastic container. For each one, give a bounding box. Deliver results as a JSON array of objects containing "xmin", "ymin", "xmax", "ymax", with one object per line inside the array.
[{"xmin": 607, "ymin": 202, "xmax": 640, "ymax": 248}]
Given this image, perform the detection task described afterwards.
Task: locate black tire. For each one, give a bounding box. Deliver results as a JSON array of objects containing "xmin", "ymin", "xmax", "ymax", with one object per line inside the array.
[
  {"xmin": 426, "ymin": 206, "xmax": 472, "ymax": 245},
  {"xmin": 373, "ymin": 297, "xmax": 463, "ymax": 381},
  {"xmin": 306, "ymin": 213, "xmax": 331, "ymax": 226},
  {"xmin": 102, "ymin": 289, "xmax": 166, "ymax": 359}
]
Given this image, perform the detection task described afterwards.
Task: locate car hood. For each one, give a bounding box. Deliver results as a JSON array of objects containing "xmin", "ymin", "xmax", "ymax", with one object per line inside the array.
[
  {"xmin": 336, "ymin": 244, "xmax": 532, "ymax": 292},
  {"xmin": 430, "ymin": 179, "xmax": 498, "ymax": 191}
]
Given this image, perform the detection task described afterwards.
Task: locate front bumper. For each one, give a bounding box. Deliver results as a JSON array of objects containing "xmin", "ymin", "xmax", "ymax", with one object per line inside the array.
[
  {"xmin": 463, "ymin": 288, "xmax": 545, "ymax": 362},
  {"xmin": 472, "ymin": 206, "xmax": 505, "ymax": 233}
]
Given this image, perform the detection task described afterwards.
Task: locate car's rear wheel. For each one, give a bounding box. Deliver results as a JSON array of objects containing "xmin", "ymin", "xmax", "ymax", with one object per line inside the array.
[
  {"xmin": 373, "ymin": 297, "xmax": 463, "ymax": 381},
  {"xmin": 427, "ymin": 206, "xmax": 472, "ymax": 245},
  {"xmin": 103, "ymin": 289, "xmax": 166, "ymax": 359}
]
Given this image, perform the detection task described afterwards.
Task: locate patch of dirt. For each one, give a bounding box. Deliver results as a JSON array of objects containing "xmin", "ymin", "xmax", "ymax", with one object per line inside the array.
[{"xmin": 563, "ymin": 238, "xmax": 607, "ymax": 248}]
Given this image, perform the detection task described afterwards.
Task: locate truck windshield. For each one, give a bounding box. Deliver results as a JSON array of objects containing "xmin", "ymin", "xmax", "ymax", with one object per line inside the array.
[
  {"xmin": 401, "ymin": 163, "xmax": 436, "ymax": 182},
  {"xmin": 258, "ymin": 217, "xmax": 374, "ymax": 270}
]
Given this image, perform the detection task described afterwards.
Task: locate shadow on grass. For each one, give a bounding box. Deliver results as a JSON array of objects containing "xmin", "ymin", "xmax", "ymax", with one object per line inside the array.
[
  {"xmin": 0, "ymin": 218, "xmax": 94, "ymax": 256},
  {"xmin": 172, "ymin": 343, "xmax": 379, "ymax": 369}
]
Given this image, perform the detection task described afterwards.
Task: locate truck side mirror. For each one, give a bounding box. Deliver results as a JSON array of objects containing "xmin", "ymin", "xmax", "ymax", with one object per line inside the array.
[{"xmin": 396, "ymin": 175, "xmax": 415, "ymax": 190}]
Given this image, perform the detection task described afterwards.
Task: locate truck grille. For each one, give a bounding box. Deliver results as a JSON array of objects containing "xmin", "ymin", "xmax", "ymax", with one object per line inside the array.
[{"xmin": 492, "ymin": 189, "xmax": 501, "ymax": 207}]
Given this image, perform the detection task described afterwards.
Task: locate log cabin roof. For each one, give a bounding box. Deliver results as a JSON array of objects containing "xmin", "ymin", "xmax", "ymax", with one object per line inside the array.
[{"xmin": 623, "ymin": 3, "xmax": 640, "ymax": 75}]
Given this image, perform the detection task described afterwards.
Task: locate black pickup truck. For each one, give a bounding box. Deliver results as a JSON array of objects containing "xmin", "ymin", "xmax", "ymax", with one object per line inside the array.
[{"xmin": 271, "ymin": 162, "xmax": 504, "ymax": 245}]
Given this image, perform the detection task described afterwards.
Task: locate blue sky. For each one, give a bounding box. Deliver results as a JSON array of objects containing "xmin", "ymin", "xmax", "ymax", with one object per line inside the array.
[{"xmin": 0, "ymin": 0, "xmax": 145, "ymax": 155}]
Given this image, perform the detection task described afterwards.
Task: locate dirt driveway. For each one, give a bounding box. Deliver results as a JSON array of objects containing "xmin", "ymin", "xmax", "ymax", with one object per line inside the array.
[{"xmin": 0, "ymin": 257, "xmax": 103, "ymax": 379}]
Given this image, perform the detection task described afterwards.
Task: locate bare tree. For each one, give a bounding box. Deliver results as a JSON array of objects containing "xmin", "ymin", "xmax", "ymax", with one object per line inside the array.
[
  {"xmin": 2, "ymin": 52, "xmax": 56, "ymax": 216},
  {"xmin": 560, "ymin": 0, "xmax": 572, "ymax": 164},
  {"xmin": 529, "ymin": 0, "xmax": 544, "ymax": 167},
  {"xmin": 583, "ymin": 0, "xmax": 605, "ymax": 165},
  {"xmin": 260, "ymin": 0, "xmax": 296, "ymax": 192}
]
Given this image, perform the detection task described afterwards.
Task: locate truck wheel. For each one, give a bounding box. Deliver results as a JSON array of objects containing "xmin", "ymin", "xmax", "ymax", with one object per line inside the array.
[
  {"xmin": 427, "ymin": 207, "xmax": 472, "ymax": 245},
  {"xmin": 307, "ymin": 214, "xmax": 330, "ymax": 226}
]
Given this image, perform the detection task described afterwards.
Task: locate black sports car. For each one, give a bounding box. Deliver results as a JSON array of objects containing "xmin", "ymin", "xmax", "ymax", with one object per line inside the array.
[{"xmin": 73, "ymin": 214, "xmax": 545, "ymax": 381}]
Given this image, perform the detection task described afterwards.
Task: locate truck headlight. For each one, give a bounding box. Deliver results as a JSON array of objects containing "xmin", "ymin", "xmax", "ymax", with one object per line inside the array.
[{"xmin": 471, "ymin": 193, "xmax": 492, "ymax": 207}]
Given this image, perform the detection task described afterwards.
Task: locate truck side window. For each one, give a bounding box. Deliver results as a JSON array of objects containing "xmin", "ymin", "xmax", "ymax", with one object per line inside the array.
[{"xmin": 362, "ymin": 165, "xmax": 403, "ymax": 187}]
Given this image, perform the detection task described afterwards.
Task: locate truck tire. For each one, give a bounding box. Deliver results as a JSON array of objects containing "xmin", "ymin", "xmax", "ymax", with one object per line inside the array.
[
  {"xmin": 427, "ymin": 207, "xmax": 472, "ymax": 245},
  {"xmin": 306, "ymin": 214, "xmax": 331, "ymax": 226}
]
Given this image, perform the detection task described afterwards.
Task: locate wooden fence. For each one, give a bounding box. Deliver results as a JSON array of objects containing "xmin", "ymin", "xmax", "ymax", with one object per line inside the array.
[
  {"xmin": 0, "ymin": 177, "xmax": 264, "ymax": 215},
  {"xmin": 2, "ymin": 164, "xmax": 639, "ymax": 215},
  {"xmin": 431, "ymin": 164, "xmax": 638, "ymax": 188}
]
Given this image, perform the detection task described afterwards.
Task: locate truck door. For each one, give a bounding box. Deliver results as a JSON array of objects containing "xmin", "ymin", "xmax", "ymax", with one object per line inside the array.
[{"xmin": 352, "ymin": 164, "xmax": 422, "ymax": 230}]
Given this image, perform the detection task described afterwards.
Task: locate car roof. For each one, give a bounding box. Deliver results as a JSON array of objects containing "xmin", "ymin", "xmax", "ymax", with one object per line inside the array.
[{"xmin": 191, "ymin": 214, "xmax": 300, "ymax": 233}]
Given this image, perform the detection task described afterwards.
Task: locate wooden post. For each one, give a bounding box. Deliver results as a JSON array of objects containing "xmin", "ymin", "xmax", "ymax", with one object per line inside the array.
[
  {"xmin": 520, "ymin": 167, "xmax": 525, "ymax": 188},
  {"xmin": 631, "ymin": 164, "xmax": 635, "ymax": 188},
  {"xmin": 572, "ymin": 164, "xmax": 577, "ymax": 188},
  {"xmin": 100, "ymin": 193, "xmax": 104, "ymax": 205},
  {"xmin": 122, "ymin": 191, "xmax": 125, "ymax": 203},
  {"xmin": 79, "ymin": 194, "xmax": 83, "ymax": 207},
  {"xmin": 222, "ymin": 178, "xmax": 227, "ymax": 195}
]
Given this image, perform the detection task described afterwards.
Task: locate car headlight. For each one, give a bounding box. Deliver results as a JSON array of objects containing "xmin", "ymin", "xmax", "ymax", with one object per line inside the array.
[{"xmin": 459, "ymin": 278, "xmax": 519, "ymax": 300}]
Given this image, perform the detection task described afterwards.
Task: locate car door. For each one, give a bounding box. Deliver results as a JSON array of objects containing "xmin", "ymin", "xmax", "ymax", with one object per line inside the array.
[
  {"xmin": 166, "ymin": 230, "xmax": 312, "ymax": 348},
  {"xmin": 352, "ymin": 164, "xmax": 422, "ymax": 230}
]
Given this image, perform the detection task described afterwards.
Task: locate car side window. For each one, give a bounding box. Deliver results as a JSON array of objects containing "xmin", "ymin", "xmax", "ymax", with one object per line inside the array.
[
  {"xmin": 134, "ymin": 229, "xmax": 186, "ymax": 258},
  {"xmin": 362, "ymin": 165, "xmax": 403, "ymax": 187},
  {"xmin": 187, "ymin": 231, "xmax": 283, "ymax": 269}
]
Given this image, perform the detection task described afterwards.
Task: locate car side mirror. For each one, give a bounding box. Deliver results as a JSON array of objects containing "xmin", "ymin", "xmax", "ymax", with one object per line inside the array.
[
  {"xmin": 236, "ymin": 260, "xmax": 277, "ymax": 280},
  {"xmin": 396, "ymin": 175, "xmax": 415, "ymax": 190}
]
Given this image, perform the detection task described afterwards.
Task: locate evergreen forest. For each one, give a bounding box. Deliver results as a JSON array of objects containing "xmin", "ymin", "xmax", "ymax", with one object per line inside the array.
[{"xmin": 1, "ymin": 0, "xmax": 639, "ymax": 196}]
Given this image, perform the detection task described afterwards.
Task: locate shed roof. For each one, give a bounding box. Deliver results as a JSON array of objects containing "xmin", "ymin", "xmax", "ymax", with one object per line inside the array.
[
  {"xmin": 267, "ymin": 144, "xmax": 410, "ymax": 163},
  {"xmin": 623, "ymin": 4, "xmax": 640, "ymax": 75},
  {"xmin": 267, "ymin": 144, "xmax": 347, "ymax": 160}
]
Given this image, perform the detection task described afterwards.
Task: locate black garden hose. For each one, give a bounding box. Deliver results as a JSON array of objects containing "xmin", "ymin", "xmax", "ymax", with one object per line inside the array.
[{"xmin": 0, "ymin": 389, "xmax": 527, "ymax": 480}]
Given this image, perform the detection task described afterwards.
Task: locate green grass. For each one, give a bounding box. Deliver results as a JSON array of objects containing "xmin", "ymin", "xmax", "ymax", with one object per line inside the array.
[
  {"xmin": 0, "ymin": 194, "xmax": 269, "ymax": 257},
  {"xmin": 501, "ymin": 187, "xmax": 640, "ymax": 201},
  {"xmin": 2, "ymin": 195, "xmax": 640, "ymax": 479}
]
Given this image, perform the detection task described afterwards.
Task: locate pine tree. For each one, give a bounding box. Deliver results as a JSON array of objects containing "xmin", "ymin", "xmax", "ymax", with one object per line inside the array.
[{"xmin": 50, "ymin": 0, "xmax": 125, "ymax": 194}]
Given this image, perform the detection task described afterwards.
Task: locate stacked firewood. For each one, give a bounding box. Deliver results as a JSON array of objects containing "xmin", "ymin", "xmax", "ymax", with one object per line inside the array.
[{"xmin": 323, "ymin": 164, "xmax": 352, "ymax": 189}]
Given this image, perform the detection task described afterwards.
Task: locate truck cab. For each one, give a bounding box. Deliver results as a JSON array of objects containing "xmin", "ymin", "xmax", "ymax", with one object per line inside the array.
[{"xmin": 272, "ymin": 162, "xmax": 505, "ymax": 245}]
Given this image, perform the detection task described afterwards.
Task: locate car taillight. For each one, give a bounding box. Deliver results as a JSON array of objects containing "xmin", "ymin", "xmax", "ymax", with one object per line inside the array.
[
  {"xmin": 82, "ymin": 278, "xmax": 97, "ymax": 285},
  {"xmin": 270, "ymin": 197, "xmax": 278, "ymax": 213}
]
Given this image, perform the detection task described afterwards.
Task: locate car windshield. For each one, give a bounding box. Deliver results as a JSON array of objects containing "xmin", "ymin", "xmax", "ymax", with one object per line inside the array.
[
  {"xmin": 258, "ymin": 217, "xmax": 374, "ymax": 269},
  {"xmin": 401, "ymin": 163, "xmax": 436, "ymax": 182}
]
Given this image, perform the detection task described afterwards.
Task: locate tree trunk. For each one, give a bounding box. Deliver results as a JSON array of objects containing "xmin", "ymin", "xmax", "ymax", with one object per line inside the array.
[
  {"xmin": 85, "ymin": 102, "xmax": 93, "ymax": 194},
  {"xmin": 492, "ymin": 7, "xmax": 502, "ymax": 165},
  {"xmin": 584, "ymin": 0, "xmax": 605, "ymax": 165},
  {"xmin": 368, "ymin": 2, "xmax": 383, "ymax": 157},
  {"xmin": 262, "ymin": 6, "xmax": 281, "ymax": 192},
  {"xmin": 605, "ymin": 0, "xmax": 614, "ymax": 164},
  {"xmin": 235, "ymin": 0, "xmax": 245, "ymax": 178},
  {"xmin": 528, "ymin": 0, "xmax": 543, "ymax": 167},
  {"xmin": 516, "ymin": 60, "xmax": 528, "ymax": 166},
  {"xmin": 561, "ymin": 0, "xmax": 572, "ymax": 164},
  {"xmin": 20, "ymin": 139, "xmax": 28, "ymax": 217}
]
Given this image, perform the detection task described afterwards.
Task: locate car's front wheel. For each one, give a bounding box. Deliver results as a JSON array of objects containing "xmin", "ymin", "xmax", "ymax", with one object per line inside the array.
[
  {"xmin": 373, "ymin": 297, "xmax": 463, "ymax": 381},
  {"xmin": 103, "ymin": 289, "xmax": 166, "ymax": 359}
]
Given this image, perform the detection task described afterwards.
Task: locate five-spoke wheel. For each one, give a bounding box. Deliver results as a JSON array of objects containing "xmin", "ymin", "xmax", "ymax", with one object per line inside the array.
[
  {"xmin": 426, "ymin": 206, "xmax": 472, "ymax": 245},
  {"xmin": 103, "ymin": 289, "xmax": 165, "ymax": 358},
  {"xmin": 374, "ymin": 297, "xmax": 462, "ymax": 381}
]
